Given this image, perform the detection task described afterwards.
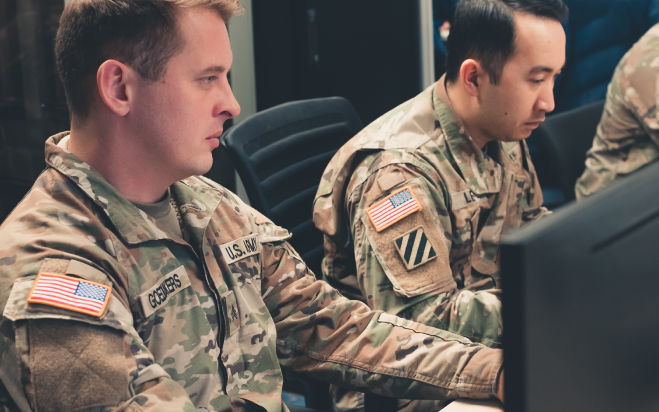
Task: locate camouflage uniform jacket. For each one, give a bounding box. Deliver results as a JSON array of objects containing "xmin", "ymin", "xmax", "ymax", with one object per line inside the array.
[
  {"xmin": 0, "ymin": 133, "xmax": 503, "ymax": 412},
  {"xmin": 575, "ymin": 23, "xmax": 659, "ymax": 199},
  {"xmin": 313, "ymin": 77, "xmax": 546, "ymax": 326}
]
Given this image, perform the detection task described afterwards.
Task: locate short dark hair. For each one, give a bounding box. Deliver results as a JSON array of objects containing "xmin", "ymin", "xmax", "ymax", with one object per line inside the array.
[
  {"xmin": 445, "ymin": 0, "xmax": 568, "ymax": 85},
  {"xmin": 55, "ymin": 0, "xmax": 243, "ymax": 121}
]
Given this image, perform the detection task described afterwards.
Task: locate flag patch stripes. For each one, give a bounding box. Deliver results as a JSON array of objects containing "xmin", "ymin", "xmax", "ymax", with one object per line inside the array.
[
  {"xmin": 394, "ymin": 227, "xmax": 437, "ymax": 270},
  {"xmin": 366, "ymin": 187, "xmax": 422, "ymax": 232},
  {"xmin": 27, "ymin": 272, "xmax": 112, "ymax": 317}
]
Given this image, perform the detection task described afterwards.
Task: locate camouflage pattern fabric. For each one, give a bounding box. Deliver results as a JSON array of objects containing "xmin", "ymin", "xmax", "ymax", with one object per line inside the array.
[
  {"xmin": 314, "ymin": 77, "xmax": 546, "ymax": 411},
  {"xmin": 575, "ymin": 23, "xmax": 659, "ymax": 199},
  {"xmin": 0, "ymin": 132, "xmax": 502, "ymax": 412}
]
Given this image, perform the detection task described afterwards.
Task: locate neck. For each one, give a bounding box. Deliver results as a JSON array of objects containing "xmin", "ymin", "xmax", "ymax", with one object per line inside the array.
[
  {"xmin": 68, "ymin": 116, "xmax": 171, "ymax": 203},
  {"xmin": 444, "ymin": 82, "xmax": 492, "ymax": 150}
]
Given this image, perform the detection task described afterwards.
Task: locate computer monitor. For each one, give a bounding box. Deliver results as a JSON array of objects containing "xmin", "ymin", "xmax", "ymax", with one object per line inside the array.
[{"xmin": 501, "ymin": 160, "xmax": 659, "ymax": 412}]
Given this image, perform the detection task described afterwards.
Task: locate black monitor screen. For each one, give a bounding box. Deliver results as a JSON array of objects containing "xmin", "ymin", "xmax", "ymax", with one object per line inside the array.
[{"xmin": 501, "ymin": 161, "xmax": 659, "ymax": 412}]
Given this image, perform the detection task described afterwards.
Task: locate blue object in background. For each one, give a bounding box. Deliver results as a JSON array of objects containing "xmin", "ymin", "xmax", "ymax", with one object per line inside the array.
[
  {"xmin": 281, "ymin": 391, "xmax": 306, "ymax": 407},
  {"xmin": 555, "ymin": 0, "xmax": 659, "ymax": 113}
]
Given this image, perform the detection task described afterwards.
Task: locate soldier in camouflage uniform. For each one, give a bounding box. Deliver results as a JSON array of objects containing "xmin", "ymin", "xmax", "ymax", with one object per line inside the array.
[
  {"xmin": 575, "ymin": 23, "xmax": 659, "ymax": 199},
  {"xmin": 0, "ymin": 0, "xmax": 505, "ymax": 411},
  {"xmin": 314, "ymin": 0, "xmax": 567, "ymax": 410}
]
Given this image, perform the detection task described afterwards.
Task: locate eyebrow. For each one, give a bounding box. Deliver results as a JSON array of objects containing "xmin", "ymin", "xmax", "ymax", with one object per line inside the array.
[
  {"xmin": 199, "ymin": 65, "xmax": 228, "ymax": 75},
  {"xmin": 529, "ymin": 65, "xmax": 563, "ymax": 75}
]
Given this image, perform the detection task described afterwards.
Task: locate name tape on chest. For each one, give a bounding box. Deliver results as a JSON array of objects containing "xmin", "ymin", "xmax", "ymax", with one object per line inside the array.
[
  {"xmin": 367, "ymin": 187, "xmax": 422, "ymax": 232},
  {"xmin": 139, "ymin": 266, "xmax": 191, "ymax": 317},
  {"xmin": 220, "ymin": 234, "xmax": 261, "ymax": 264},
  {"xmin": 450, "ymin": 189, "xmax": 486, "ymax": 210},
  {"xmin": 27, "ymin": 273, "xmax": 112, "ymax": 318}
]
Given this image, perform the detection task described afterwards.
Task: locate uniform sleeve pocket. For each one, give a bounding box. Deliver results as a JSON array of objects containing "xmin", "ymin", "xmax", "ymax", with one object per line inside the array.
[{"xmin": 361, "ymin": 179, "xmax": 456, "ymax": 298}]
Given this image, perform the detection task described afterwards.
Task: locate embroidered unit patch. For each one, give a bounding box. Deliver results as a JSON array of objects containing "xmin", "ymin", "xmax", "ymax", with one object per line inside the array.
[
  {"xmin": 367, "ymin": 187, "xmax": 422, "ymax": 232},
  {"xmin": 393, "ymin": 226, "xmax": 437, "ymax": 270},
  {"xmin": 27, "ymin": 273, "xmax": 111, "ymax": 317}
]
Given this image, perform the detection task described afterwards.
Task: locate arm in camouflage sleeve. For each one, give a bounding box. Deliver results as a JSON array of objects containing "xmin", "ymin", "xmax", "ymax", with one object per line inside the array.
[
  {"xmin": 575, "ymin": 26, "xmax": 659, "ymax": 199},
  {"xmin": 0, "ymin": 280, "xmax": 196, "ymax": 412},
  {"xmin": 346, "ymin": 162, "xmax": 454, "ymax": 323},
  {"xmin": 345, "ymin": 161, "xmax": 508, "ymax": 348},
  {"xmin": 260, "ymin": 240, "xmax": 502, "ymax": 401}
]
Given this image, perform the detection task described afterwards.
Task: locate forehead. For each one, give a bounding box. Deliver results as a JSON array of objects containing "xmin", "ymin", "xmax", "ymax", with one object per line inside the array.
[
  {"xmin": 507, "ymin": 12, "xmax": 566, "ymax": 71},
  {"xmin": 174, "ymin": 7, "xmax": 232, "ymax": 65}
]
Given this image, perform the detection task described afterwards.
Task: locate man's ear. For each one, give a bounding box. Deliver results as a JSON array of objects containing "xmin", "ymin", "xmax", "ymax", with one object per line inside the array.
[
  {"xmin": 459, "ymin": 59, "xmax": 482, "ymax": 97},
  {"xmin": 96, "ymin": 60, "xmax": 134, "ymax": 117}
]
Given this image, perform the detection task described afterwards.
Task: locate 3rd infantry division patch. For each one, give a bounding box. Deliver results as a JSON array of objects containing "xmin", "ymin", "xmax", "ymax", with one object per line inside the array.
[{"xmin": 394, "ymin": 226, "xmax": 437, "ymax": 270}]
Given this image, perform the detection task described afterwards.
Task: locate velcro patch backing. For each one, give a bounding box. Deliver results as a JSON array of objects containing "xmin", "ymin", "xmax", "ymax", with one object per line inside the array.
[
  {"xmin": 394, "ymin": 226, "xmax": 437, "ymax": 270},
  {"xmin": 29, "ymin": 319, "xmax": 126, "ymax": 412},
  {"xmin": 27, "ymin": 273, "xmax": 111, "ymax": 318},
  {"xmin": 367, "ymin": 187, "xmax": 421, "ymax": 232}
]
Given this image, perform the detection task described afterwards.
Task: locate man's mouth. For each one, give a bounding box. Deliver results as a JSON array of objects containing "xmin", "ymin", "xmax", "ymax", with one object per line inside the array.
[
  {"xmin": 526, "ymin": 118, "xmax": 545, "ymax": 125},
  {"xmin": 206, "ymin": 131, "xmax": 223, "ymax": 140},
  {"xmin": 524, "ymin": 118, "xmax": 544, "ymax": 129}
]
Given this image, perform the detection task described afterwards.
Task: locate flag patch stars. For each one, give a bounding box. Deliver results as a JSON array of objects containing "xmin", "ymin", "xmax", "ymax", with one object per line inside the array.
[
  {"xmin": 367, "ymin": 187, "xmax": 422, "ymax": 232},
  {"xmin": 27, "ymin": 273, "xmax": 112, "ymax": 317},
  {"xmin": 394, "ymin": 226, "xmax": 437, "ymax": 270}
]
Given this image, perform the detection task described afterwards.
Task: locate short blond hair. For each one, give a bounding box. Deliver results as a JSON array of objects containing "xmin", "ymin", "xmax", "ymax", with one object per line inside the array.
[
  {"xmin": 172, "ymin": 0, "xmax": 244, "ymax": 23},
  {"xmin": 56, "ymin": 0, "xmax": 243, "ymax": 120}
]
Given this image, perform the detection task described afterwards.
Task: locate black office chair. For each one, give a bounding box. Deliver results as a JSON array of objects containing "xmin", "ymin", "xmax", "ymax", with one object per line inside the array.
[
  {"xmin": 220, "ymin": 97, "xmax": 364, "ymax": 411},
  {"xmin": 535, "ymin": 99, "xmax": 605, "ymax": 203},
  {"xmin": 220, "ymin": 96, "xmax": 363, "ymax": 279}
]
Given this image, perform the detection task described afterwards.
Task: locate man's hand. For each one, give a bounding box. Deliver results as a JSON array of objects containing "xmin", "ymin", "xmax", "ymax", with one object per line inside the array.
[{"xmin": 497, "ymin": 370, "xmax": 504, "ymax": 403}]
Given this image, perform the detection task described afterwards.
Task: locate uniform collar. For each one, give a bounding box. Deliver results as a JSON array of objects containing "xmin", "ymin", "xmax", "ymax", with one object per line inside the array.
[
  {"xmin": 432, "ymin": 78, "xmax": 503, "ymax": 195},
  {"xmin": 45, "ymin": 132, "xmax": 221, "ymax": 246}
]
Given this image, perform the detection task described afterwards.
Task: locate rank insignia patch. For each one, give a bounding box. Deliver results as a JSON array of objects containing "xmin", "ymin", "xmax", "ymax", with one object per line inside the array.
[
  {"xmin": 27, "ymin": 273, "xmax": 112, "ymax": 317},
  {"xmin": 393, "ymin": 226, "xmax": 437, "ymax": 270},
  {"xmin": 367, "ymin": 187, "xmax": 422, "ymax": 232}
]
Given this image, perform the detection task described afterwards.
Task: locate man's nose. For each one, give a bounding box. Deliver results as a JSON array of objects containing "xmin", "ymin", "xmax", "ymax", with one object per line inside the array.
[
  {"xmin": 217, "ymin": 82, "xmax": 241, "ymax": 119},
  {"xmin": 536, "ymin": 87, "xmax": 556, "ymax": 114}
]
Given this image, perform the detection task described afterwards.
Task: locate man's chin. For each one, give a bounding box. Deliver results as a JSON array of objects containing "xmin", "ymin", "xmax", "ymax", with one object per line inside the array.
[
  {"xmin": 192, "ymin": 164, "xmax": 214, "ymax": 179},
  {"xmin": 176, "ymin": 159, "xmax": 214, "ymax": 181},
  {"xmin": 498, "ymin": 133, "xmax": 531, "ymax": 143}
]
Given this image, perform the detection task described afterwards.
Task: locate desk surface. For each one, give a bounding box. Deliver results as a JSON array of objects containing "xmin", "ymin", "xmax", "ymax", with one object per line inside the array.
[{"xmin": 442, "ymin": 399, "xmax": 504, "ymax": 412}]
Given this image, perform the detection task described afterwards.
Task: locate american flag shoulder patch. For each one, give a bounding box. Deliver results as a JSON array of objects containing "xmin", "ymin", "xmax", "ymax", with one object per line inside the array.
[
  {"xmin": 27, "ymin": 272, "xmax": 112, "ymax": 318},
  {"xmin": 394, "ymin": 226, "xmax": 437, "ymax": 270},
  {"xmin": 366, "ymin": 186, "xmax": 422, "ymax": 232}
]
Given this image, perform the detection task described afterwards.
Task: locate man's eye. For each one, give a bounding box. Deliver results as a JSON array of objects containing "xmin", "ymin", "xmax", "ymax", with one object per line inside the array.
[
  {"xmin": 201, "ymin": 76, "xmax": 217, "ymax": 84},
  {"xmin": 532, "ymin": 78, "xmax": 544, "ymax": 84}
]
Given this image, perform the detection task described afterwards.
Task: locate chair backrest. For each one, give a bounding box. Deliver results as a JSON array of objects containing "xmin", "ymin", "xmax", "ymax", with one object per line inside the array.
[
  {"xmin": 536, "ymin": 99, "xmax": 605, "ymax": 202},
  {"xmin": 220, "ymin": 97, "xmax": 363, "ymax": 278}
]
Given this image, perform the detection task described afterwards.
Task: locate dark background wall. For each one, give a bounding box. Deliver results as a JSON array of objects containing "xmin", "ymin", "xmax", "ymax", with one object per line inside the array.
[
  {"xmin": 252, "ymin": 0, "xmax": 424, "ymax": 125},
  {"xmin": 0, "ymin": 0, "xmax": 69, "ymax": 220}
]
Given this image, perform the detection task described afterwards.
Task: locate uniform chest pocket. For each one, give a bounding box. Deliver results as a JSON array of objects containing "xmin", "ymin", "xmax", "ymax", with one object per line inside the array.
[
  {"xmin": 132, "ymin": 266, "xmax": 214, "ymax": 364},
  {"xmin": 504, "ymin": 174, "xmax": 529, "ymax": 230},
  {"xmin": 221, "ymin": 234, "xmax": 263, "ymax": 287},
  {"xmin": 449, "ymin": 201, "xmax": 480, "ymax": 260}
]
